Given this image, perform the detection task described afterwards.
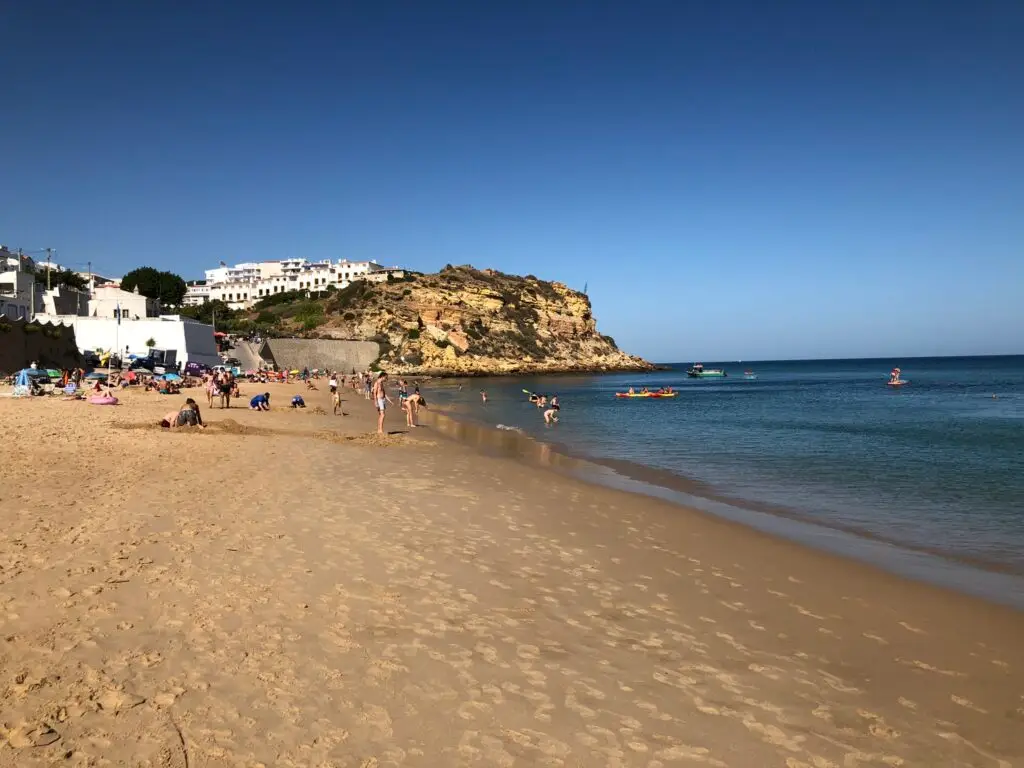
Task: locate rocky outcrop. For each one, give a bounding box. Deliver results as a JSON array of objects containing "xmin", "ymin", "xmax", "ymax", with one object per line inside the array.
[{"xmin": 299, "ymin": 266, "xmax": 651, "ymax": 376}]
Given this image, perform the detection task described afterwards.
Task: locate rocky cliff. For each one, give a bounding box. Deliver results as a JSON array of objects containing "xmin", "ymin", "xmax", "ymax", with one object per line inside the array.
[{"xmin": 261, "ymin": 266, "xmax": 651, "ymax": 376}]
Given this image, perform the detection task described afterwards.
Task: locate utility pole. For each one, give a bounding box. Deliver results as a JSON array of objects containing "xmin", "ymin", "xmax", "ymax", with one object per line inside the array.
[{"xmin": 46, "ymin": 248, "xmax": 53, "ymax": 290}]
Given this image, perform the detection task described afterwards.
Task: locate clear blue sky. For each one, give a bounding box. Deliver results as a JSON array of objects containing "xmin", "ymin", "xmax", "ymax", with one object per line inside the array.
[{"xmin": 2, "ymin": 1, "xmax": 1021, "ymax": 361}]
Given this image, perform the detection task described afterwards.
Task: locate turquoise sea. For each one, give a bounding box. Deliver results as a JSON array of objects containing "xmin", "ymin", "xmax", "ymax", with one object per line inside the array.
[{"xmin": 427, "ymin": 356, "xmax": 1024, "ymax": 606}]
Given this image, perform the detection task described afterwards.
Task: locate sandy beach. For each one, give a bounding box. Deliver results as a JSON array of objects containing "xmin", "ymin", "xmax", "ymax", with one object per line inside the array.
[{"xmin": 1, "ymin": 381, "xmax": 1022, "ymax": 767}]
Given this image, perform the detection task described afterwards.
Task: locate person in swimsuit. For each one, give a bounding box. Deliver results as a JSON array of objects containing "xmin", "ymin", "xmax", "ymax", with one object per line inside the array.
[
  {"xmin": 403, "ymin": 389, "xmax": 427, "ymax": 427},
  {"xmin": 371, "ymin": 372, "xmax": 391, "ymax": 434},
  {"xmin": 218, "ymin": 370, "xmax": 235, "ymax": 409},
  {"xmin": 543, "ymin": 395, "xmax": 560, "ymax": 424},
  {"xmin": 249, "ymin": 392, "xmax": 271, "ymax": 411},
  {"xmin": 481, "ymin": 390, "xmax": 488, "ymax": 404},
  {"xmin": 328, "ymin": 372, "xmax": 338, "ymax": 395},
  {"xmin": 159, "ymin": 398, "xmax": 206, "ymax": 429}
]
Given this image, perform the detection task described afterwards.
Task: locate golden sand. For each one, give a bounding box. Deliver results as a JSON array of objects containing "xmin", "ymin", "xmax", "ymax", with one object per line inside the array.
[{"xmin": 0, "ymin": 382, "xmax": 1021, "ymax": 766}]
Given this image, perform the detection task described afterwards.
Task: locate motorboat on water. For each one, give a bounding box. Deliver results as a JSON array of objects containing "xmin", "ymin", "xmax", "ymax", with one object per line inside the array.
[{"xmin": 687, "ymin": 363, "xmax": 727, "ymax": 378}]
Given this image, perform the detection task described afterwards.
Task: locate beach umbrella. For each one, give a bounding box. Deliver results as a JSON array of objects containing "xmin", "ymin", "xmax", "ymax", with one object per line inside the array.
[{"xmin": 85, "ymin": 372, "xmax": 108, "ymax": 380}]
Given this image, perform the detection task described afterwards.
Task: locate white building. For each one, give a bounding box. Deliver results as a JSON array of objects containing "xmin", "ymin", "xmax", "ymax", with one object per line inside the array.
[
  {"xmin": 37, "ymin": 314, "xmax": 221, "ymax": 368},
  {"xmin": 88, "ymin": 283, "xmax": 160, "ymax": 320},
  {"xmin": 1, "ymin": 249, "xmax": 86, "ymax": 320},
  {"xmin": 183, "ymin": 280, "xmax": 210, "ymax": 306},
  {"xmin": 41, "ymin": 284, "xmax": 90, "ymax": 316},
  {"xmin": 197, "ymin": 258, "xmax": 395, "ymax": 310}
]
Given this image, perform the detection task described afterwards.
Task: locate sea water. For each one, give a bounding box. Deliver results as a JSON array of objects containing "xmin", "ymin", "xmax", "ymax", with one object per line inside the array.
[{"xmin": 428, "ymin": 356, "xmax": 1024, "ymax": 581}]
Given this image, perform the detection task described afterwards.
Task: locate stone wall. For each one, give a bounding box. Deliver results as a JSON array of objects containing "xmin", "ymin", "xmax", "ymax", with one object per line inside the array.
[
  {"xmin": 259, "ymin": 339, "xmax": 381, "ymax": 373},
  {"xmin": 0, "ymin": 318, "xmax": 82, "ymax": 373}
]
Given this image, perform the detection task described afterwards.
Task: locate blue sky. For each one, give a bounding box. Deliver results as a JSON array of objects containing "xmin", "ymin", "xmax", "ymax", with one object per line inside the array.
[{"xmin": 2, "ymin": 1, "xmax": 1022, "ymax": 361}]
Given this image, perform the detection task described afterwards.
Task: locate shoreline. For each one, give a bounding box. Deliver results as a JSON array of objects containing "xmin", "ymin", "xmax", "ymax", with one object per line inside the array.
[
  {"xmin": 2, "ymin": 383, "xmax": 1022, "ymax": 765},
  {"xmin": 422, "ymin": 402, "xmax": 1024, "ymax": 610}
]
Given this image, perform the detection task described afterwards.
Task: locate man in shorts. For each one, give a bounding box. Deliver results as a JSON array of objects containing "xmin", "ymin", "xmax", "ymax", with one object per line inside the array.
[
  {"xmin": 371, "ymin": 372, "xmax": 391, "ymax": 434},
  {"xmin": 218, "ymin": 369, "xmax": 235, "ymax": 409}
]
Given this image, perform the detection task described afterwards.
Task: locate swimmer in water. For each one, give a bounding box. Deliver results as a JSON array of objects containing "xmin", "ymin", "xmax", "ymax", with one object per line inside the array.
[
  {"xmin": 543, "ymin": 396, "xmax": 560, "ymax": 425},
  {"xmin": 481, "ymin": 390, "xmax": 488, "ymax": 404}
]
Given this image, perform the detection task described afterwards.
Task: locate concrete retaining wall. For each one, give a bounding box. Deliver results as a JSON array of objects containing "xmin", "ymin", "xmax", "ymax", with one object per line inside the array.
[{"xmin": 259, "ymin": 339, "xmax": 380, "ymax": 373}]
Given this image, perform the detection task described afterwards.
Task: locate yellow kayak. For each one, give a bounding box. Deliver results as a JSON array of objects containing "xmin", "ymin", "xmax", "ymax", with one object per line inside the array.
[{"xmin": 615, "ymin": 392, "xmax": 677, "ymax": 398}]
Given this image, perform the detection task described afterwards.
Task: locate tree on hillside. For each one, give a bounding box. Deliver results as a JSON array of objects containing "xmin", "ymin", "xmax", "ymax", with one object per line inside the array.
[
  {"xmin": 120, "ymin": 267, "xmax": 187, "ymax": 306},
  {"xmin": 178, "ymin": 299, "xmax": 233, "ymax": 326},
  {"xmin": 33, "ymin": 266, "xmax": 88, "ymax": 292}
]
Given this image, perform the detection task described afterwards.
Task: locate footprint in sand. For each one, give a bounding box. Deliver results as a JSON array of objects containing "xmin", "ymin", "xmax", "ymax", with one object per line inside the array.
[{"xmin": 951, "ymin": 695, "xmax": 988, "ymax": 714}]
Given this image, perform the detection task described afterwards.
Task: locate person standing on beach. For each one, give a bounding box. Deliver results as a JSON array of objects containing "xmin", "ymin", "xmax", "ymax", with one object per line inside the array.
[
  {"xmin": 371, "ymin": 372, "xmax": 391, "ymax": 434},
  {"xmin": 328, "ymin": 371, "xmax": 338, "ymax": 395},
  {"xmin": 404, "ymin": 389, "xmax": 427, "ymax": 427},
  {"xmin": 218, "ymin": 369, "xmax": 235, "ymax": 409}
]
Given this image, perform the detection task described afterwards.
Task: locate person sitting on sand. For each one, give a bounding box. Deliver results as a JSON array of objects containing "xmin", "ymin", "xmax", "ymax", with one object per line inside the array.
[
  {"xmin": 159, "ymin": 398, "xmax": 206, "ymax": 429},
  {"xmin": 403, "ymin": 389, "xmax": 427, "ymax": 427},
  {"xmin": 249, "ymin": 392, "xmax": 271, "ymax": 411},
  {"xmin": 291, "ymin": 395, "xmax": 306, "ymax": 409}
]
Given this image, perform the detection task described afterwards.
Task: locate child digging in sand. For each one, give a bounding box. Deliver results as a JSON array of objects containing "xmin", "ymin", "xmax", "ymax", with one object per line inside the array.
[{"xmin": 159, "ymin": 398, "xmax": 205, "ymax": 429}]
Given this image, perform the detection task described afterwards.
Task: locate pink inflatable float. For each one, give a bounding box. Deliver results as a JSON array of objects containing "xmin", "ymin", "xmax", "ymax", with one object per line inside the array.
[{"xmin": 89, "ymin": 395, "xmax": 119, "ymax": 405}]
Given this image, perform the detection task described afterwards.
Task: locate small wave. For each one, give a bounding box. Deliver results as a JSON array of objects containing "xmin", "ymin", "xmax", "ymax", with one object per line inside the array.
[{"xmin": 496, "ymin": 424, "xmax": 523, "ymax": 433}]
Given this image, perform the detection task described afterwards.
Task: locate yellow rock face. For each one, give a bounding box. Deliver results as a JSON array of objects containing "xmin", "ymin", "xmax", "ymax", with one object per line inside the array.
[{"xmin": 314, "ymin": 265, "xmax": 652, "ymax": 376}]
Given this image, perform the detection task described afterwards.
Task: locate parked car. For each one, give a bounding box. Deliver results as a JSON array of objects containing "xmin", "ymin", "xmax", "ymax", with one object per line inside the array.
[
  {"xmin": 82, "ymin": 350, "xmax": 100, "ymax": 367},
  {"xmin": 184, "ymin": 361, "xmax": 211, "ymax": 376}
]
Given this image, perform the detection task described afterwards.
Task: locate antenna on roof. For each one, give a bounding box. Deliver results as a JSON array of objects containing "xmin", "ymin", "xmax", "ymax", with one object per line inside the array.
[{"xmin": 583, "ymin": 281, "xmax": 588, "ymax": 295}]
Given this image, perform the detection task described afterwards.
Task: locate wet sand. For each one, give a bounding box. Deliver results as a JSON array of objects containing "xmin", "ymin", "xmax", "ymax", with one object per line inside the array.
[{"xmin": 0, "ymin": 382, "xmax": 1022, "ymax": 766}]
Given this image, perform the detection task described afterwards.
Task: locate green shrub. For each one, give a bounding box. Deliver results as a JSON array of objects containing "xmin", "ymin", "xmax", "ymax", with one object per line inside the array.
[
  {"xmin": 402, "ymin": 288, "xmax": 412, "ymax": 296},
  {"xmin": 255, "ymin": 311, "xmax": 280, "ymax": 325},
  {"xmin": 435, "ymin": 338, "xmax": 449, "ymax": 349},
  {"xmin": 343, "ymin": 311, "xmax": 356, "ymax": 321},
  {"xmin": 252, "ymin": 290, "xmax": 305, "ymax": 309},
  {"xmin": 406, "ymin": 328, "xmax": 420, "ymax": 340}
]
